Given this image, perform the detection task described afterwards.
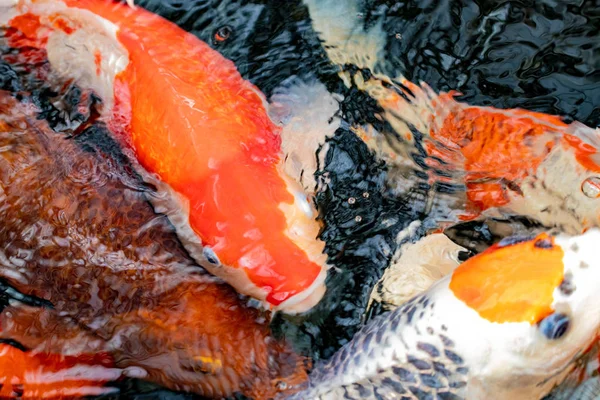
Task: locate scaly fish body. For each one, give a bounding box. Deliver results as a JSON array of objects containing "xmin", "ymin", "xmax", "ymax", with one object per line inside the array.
[
  {"xmin": 352, "ymin": 75, "xmax": 600, "ymax": 234},
  {"xmin": 293, "ymin": 230, "xmax": 600, "ymax": 399},
  {"xmin": 3, "ymin": 0, "xmax": 329, "ymax": 313},
  {"xmin": 0, "ymin": 79, "xmax": 307, "ymax": 397}
]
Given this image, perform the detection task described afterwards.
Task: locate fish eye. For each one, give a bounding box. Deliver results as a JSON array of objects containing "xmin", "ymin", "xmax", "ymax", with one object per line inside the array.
[
  {"xmin": 457, "ymin": 250, "xmax": 475, "ymax": 262},
  {"xmin": 539, "ymin": 313, "xmax": 570, "ymax": 340},
  {"xmin": 214, "ymin": 26, "xmax": 232, "ymax": 43},
  {"xmin": 203, "ymin": 247, "xmax": 220, "ymax": 265}
]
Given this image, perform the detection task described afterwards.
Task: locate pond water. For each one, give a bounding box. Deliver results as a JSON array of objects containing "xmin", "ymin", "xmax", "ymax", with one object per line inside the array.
[{"xmin": 0, "ymin": 0, "xmax": 599, "ymax": 399}]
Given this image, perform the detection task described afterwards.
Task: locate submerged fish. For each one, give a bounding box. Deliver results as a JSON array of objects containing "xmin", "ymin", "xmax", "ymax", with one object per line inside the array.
[
  {"xmin": 0, "ymin": 85, "xmax": 308, "ymax": 398},
  {"xmin": 0, "ymin": 342, "xmax": 120, "ymax": 398},
  {"xmin": 2, "ymin": 0, "xmax": 330, "ymax": 313},
  {"xmin": 350, "ymin": 75, "xmax": 600, "ymax": 235},
  {"xmin": 292, "ymin": 229, "xmax": 600, "ymax": 399}
]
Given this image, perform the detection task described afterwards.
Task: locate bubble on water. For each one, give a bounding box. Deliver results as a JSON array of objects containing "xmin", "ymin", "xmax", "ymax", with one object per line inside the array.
[{"xmin": 582, "ymin": 177, "xmax": 600, "ymax": 198}]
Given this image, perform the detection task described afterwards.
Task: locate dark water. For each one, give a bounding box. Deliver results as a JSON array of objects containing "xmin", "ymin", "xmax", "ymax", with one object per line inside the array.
[
  {"xmin": 136, "ymin": 0, "xmax": 600, "ymax": 355},
  {"xmin": 1, "ymin": 0, "xmax": 599, "ymax": 398}
]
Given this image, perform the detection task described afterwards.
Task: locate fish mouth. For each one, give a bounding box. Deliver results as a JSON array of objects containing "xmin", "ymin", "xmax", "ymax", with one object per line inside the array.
[{"xmin": 272, "ymin": 266, "xmax": 328, "ymax": 314}]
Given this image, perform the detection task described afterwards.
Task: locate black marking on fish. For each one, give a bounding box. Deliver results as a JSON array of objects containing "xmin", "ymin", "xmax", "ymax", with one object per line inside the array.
[
  {"xmin": 450, "ymin": 381, "xmax": 467, "ymax": 389},
  {"xmin": 456, "ymin": 367, "xmax": 469, "ymax": 375},
  {"xmin": 418, "ymin": 342, "xmax": 440, "ymax": 358},
  {"xmin": 406, "ymin": 306, "xmax": 417, "ymax": 324},
  {"xmin": 438, "ymin": 392, "xmax": 463, "ymax": 400},
  {"xmin": 354, "ymin": 383, "xmax": 372, "ymax": 397},
  {"xmin": 0, "ymin": 279, "xmax": 54, "ymax": 310},
  {"xmin": 534, "ymin": 238, "xmax": 554, "ymax": 249},
  {"xmin": 408, "ymin": 355, "xmax": 432, "ymax": 371},
  {"xmin": 409, "ymin": 385, "xmax": 434, "ymax": 399},
  {"xmin": 0, "ymin": 61, "xmax": 21, "ymax": 92},
  {"xmin": 457, "ymin": 250, "xmax": 474, "ymax": 261},
  {"xmin": 381, "ymin": 377, "xmax": 406, "ymax": 393},
  {"xmin": 433, "ymin": 361, "xmax": 453, "ymax": 378},
  {"xmin": 362, "ymin": 330, "xmax": 376, "ymax": 351},
  {"xmin": 497, "ymin": 235, "xmax": 535, "ymax": 248},
  {"xmin": 393, "ymin": 367, "xmax": 417, "ymax": 383},
  {"xmin": 421, "ymin": 373, "xmax": 444, "ymax": 389},
  {"xmin": 558, "ymin": 273, "xmax": 576, "ymax": 296},
  {"xmin": 439, "ymin": 334, "xmax": 454, "ymax": 348},
  {"xmin": 0, "ymin": 338, "xmax": 29, "ymax": 352},
  {"xmin": 444, "ymin": 350, "xmax": 464, "ymax": 365}
]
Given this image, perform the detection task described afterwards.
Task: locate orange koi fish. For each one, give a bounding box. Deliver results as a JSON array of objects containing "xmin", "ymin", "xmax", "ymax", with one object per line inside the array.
[
  {"xmin": 0, "ymin": 343, "xmax": 119, "ymax": 399},
  {"xmin": 2, "ymin": 0, "xmax": 329, "ymax": 313},
  {"xmin": 0, "ymin": 85, "xmax": 308, "ymax": 398},
  {"xmin": 350, "ymin": 73, "xmax": 600, "ymax": 234}
]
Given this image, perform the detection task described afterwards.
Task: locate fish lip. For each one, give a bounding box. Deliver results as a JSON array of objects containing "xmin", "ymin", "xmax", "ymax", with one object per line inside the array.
[{"xmin": 272, "ymin": 267, "xmax": 328, "ymax": 314}]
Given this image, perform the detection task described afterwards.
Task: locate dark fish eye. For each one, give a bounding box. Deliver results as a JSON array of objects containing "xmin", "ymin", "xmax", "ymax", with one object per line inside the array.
[
  {"xmin": 203, "ymin": 247, "xmax": 220, "ymax": 265},
  {"xmin": 539, "ymin": 313, "xmax": 570, "ymax": 340},
  {"xmin": 457, "ymin": 250, "xmax": 474, "ymax": 262},
  {"xmin": 214, "ymin": 26, "xmax": 232, "ymax": 43}
]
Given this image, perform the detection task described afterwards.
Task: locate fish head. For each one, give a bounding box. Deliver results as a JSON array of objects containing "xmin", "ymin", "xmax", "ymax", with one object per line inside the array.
[
  {"xmin": 4, "ymin": 0, "xmax": 331, "ymax": 314},
  {"xmin": 441, "ymin": 229, "xmax": 600, "ymax": 397}
]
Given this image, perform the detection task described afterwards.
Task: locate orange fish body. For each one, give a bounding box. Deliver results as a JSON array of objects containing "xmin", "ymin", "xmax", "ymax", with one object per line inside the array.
[
  {"xmin": 4, "ymin": 0, "xmax": 329, "ymax": 313},
  {"xmin": 353, "ymin": 75, "xmax": 600, "ymax": 234},
  {"xmin": 0, "ymin": 83, "xmax": 307, "ymax": 397},
  {"xmin": 0, "ymin": 343, "xmax": 119, "ymax": 399}
]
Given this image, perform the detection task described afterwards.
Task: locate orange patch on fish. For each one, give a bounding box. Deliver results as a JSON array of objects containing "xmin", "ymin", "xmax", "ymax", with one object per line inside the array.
[
  {"xmin": 29, "ymin": 0, "xmax": 327, "ymax": 308},
  {"xmin": 563, "ymin": 134, "xmax": 600, "ymax": 173},
  {"xmin": 49, "ymin": 15, "xmax": 77, "ymax": 34},
  {"xmin": 5, "ymin": 13, "xmax": 48, "ymax": 48},
  {"xmin": 430, "ymin": 107, "xmax": 559, "ymax": 210},
  {"xmin": 449, "ymin": 234, "xmax": 564, "ymax": 324},
  {"xmin": 94, "ymin": 49, "xmax": 102, "ymax": 76},
  {"xmin": 0, "ymin": 345, "xmax": 116, "ymax": 398}
]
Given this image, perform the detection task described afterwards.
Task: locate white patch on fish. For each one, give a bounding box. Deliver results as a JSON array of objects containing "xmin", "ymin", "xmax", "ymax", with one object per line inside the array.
[
  {"xmin": 9, "ymin": 0, "xmax": 129, "ymax": 109},
  {"xmin": 269, "ymin": 77, "xmax": 342, "ymax": 194},
  {"xmin": 368, "ymin": 233, "xmax": 466, "ymax": 311},
  {"xmin": 302, "ymin": 0, "xmax": 385, "ymax": 71}
]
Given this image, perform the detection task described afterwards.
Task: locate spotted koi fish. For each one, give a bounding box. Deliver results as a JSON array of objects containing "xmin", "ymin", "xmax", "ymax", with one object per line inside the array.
[
  {"xmin": 1, "ymin": 0, "xmax": 330, "ymax": 313},
  {"xmin": 347, "ymin": 73, "xmax": 600, "ymax": 235},
  {"xmin": 292, "ymin": 230, "xmax": 600, "ymax": 399}
]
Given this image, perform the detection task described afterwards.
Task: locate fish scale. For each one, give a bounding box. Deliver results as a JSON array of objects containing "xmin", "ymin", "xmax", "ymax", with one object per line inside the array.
[
  {"xmin": 292, "ymin": 294, "xmax": 469, "ymax": 399},
  {"xmin": 291, "ymin": 231, "xmax": 600, "ymax": 399}
]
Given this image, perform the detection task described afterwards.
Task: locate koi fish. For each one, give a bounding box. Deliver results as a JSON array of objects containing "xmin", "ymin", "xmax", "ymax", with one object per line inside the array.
[
  {"xmin": 1, "ymin": 0, "xmax": 330, "ymax": 313},
  {"xmin": 367, "ymin": 232, "xmax": 467, "ymax": 313},
  {"xmin": 0, "ymin": 82, "xmax": 307, "ymax": 398},
  {"xmin": 350, "ymin": 73, "xmax": 600, "ymax": 235},
  {"xmin": 291, "ymin": 229, "xmax": 600, "ymax": 399},
  {"xmin": 0, "ymin": 343, "xmax": 121, "ymax": 398}
]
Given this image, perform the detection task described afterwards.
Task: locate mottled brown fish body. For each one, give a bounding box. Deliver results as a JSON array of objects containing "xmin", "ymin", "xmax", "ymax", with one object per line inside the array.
[{"xmin": 0, "ymin": 92, "xmax": 307, "ymax": 399}]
